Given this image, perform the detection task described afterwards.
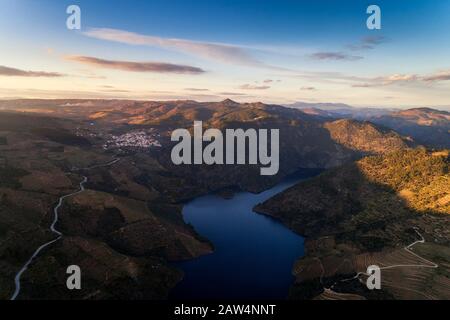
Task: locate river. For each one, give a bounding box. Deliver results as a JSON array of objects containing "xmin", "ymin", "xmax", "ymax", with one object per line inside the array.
[{"xmin": 171, "ymin": 170, "xmax": 320, "ymax": 300}]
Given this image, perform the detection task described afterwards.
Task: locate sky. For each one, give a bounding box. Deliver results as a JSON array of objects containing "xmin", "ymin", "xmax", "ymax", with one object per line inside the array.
[{"xmin": 0, "ymin": 0, "xmax": 449, "ymax": 107}]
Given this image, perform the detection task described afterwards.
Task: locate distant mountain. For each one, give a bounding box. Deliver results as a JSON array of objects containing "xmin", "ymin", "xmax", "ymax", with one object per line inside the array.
[
  {"xmin": 370, "ymin": 108, "xmax": 450, "ymax": 148},
  {"xmin": 286, "ymin": 102, "xmax": 450, "ymax": 149},
  {"xmin": 286, "ymin": 101, "xmax": 398, "ymax": 120},
  {"xmin": 255, "ymin": 148, "xmax": 450, "ymax": 300},
  {"xmin": 296, "ymin": 107, "xmax": 336, "ymax": 118},
  {"xmin": 392, "ymin": 108, "xmax": 450, "ymax": 124},
  {"xmin": 288, "ymin": 101, "xmax": 356, "ymax": 112}
]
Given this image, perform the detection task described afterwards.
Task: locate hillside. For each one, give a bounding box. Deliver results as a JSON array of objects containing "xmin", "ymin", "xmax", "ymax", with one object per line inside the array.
[
  {"xmin": 324, "ymin": 119, "xmax": 412, "ymax": 154},
  {"xmin": 255, "ymin": 148, "xmax": 450, "ymax": 299},
  {"xmin": 0, "ymin": 99, "xmax": 412, "ymax": 195},
  {"xmin": 392, "ymin": 108, "xmax": 450, "ymax": 126},
  {"xmin": 370, "ymin": 108, "xmax": 450, "ymax": 149},
  {"xmin": 0, "ymin": 100, "xmax": 416, "ymax": 300},
  {"xmin": 0, "ymin": 112, "xmax": 212, "ymax": 300},
  {"xmin": 287, "ymin": 103, "xmax": 450, "ymax": 149}
]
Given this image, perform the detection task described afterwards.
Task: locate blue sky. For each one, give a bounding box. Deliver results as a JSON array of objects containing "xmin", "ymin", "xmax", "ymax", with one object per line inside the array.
[{"xmin": 0, "ymin": 0, "xmax": 449, "ymax": 107}]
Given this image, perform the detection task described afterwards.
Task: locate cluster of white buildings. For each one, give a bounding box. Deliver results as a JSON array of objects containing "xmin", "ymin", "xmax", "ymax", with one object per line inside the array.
[{"xmin": 104, "ymin": 130, "xmax": 162, "ymax": 150}]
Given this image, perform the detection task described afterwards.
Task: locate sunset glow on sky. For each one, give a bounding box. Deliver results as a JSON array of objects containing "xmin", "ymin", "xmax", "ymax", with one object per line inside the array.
[{"xmin": 1, "ymin": 0, "xmax": 449, "ymax": 108}]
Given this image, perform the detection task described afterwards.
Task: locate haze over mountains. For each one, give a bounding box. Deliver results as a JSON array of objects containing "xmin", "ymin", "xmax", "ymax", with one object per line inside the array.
[
  {"xmin": 370, "ymin": 108, "xmax": 450, "ymax": 149},
  {"xmin": 0, "ymin": 99, "xmax": 448, "ymax": 300},
  {"xmin": 287, "ymin": 101, "xmax": 400, "ymax": 119},
  {"xmin": 287, "ymin": 101, "xmax": 450, "ymax": 149}
]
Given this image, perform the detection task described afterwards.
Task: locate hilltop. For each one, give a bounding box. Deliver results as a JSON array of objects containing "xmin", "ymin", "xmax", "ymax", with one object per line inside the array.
[
  {"xmin": 370, "ymin": 108, "xmax": 450, "ymax": 148},
  {"xmin": 286, "ymin": 101, "xmax": 450, "ymax": 149},
  {"xmin": 324, "ymin": 119, "xmax": 412, "ymax": 154}
]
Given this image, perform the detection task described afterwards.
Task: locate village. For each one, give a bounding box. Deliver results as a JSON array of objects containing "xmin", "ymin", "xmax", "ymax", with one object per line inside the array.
[{"xmin": 103, "ymin": 130, "xmax": 162, "ymax": 150}]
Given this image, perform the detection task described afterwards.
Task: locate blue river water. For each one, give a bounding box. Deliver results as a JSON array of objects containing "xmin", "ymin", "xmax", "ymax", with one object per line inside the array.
[{"xmin": 171, "ymin": 171, "xmax": 318, "ymax": 300}]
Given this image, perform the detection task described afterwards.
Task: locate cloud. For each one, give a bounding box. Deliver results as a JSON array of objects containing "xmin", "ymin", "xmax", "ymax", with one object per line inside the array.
[
  {"xmin": 185, "ymin": 88, "xmax": 210, "ymax": 91},
  {"xmin": 307, "ymin": 36, "xmax": 385, "ymax": 64},
  {"xmin": 384, "ymin": 74, "xmax": 418, "ymax": 82},
  {"xmin": 65, "ymin": 56, "xmax": 205, "ymax": 74},
  {"xmin": 99, "ymin": 86, "xmax": 131, "ymax": 93},
  {"xmin": 351, "ymin": 74, "xmax": 418, "ymax": 87},
  {"xmin": 309, "ymin": 52, "xmax": 363, "ymax": 61},
  {"xmin": 218, "ymin": 92, "xmax": 247, "ymax": 96},
  {"xmin": 300, "ymin": 86, "xmax": 316, "ymax": 91},
  {"xmin": 348, "ymin": 35, "xmax": 387, "ymax": 50},
  {"xmin": 351, "ymin": 83, "xmax": 373, "ymax": 88},
  {"xmin": 83, "ymin": 28, "xmax": 265, "ymax": 67},
  {"xmin": 239, "ymin": 84, "xmax": 271, "ymax": 90},
  {"xmin": 263, "ymin": 79, "xmax": 273, "ymax": 83},
  {"xmin": 0, "ymin": 65, "xmax": 64, "ymax": 77},
  {"xmin": 422, "ymin": 70, "xmax": 450, "ymax": 82},
  {"xmin": 352, "ymin": 71, "xmax": 450, "ymax": 87}
]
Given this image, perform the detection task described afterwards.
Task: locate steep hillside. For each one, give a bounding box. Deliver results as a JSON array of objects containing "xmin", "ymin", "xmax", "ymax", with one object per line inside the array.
[
  {"xmin": 149, "ymin": 101, "xmax": 413, "ymax": 195},
  {"xmin": 0, "ymin": 112, "xmax": 212, "ymax": 300},
  {"xmin": 255, "ymin": 148, "xmax": 450, "ymax": 300},
  {"xmin": 324, "ymin": 119, "xmax": 412, "ymax": 154}
]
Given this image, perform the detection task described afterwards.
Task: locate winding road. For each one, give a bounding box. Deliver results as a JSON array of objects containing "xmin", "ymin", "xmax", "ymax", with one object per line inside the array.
[
  {"xmin": 10, "ymin": 158, "xmax": 119, "ymax": 300},
  {"xmin": 342, "ymin": 228, "xmax": 437, "ymax": 282},
  {"xmin": 324, "ymin": 227, "xmax": 439, "ymax": 293}
]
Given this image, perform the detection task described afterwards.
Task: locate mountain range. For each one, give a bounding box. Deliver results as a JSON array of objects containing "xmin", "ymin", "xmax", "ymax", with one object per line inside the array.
[
  {"xmin": 287, "ymin": 101, "xmax": 450, "ymax": 148},
  {"xmin": 0, "ymin": 99, "xmax": 448, "ymax": 300}
]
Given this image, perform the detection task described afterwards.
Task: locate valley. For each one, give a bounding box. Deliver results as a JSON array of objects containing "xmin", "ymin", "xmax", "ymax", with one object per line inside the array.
[{"xmin": 0, "ymin": 99, "xmax": 448, "ymax": 300}]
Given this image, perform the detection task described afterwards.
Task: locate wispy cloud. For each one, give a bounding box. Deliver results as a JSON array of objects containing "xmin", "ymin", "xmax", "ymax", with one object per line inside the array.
[
  {"xmin": 422, "ymin": 70, "xmax": 450, "ymax": 82},
  {"xmin": 218, "ymin": 92, "xmax": 247, "ymax": 96},
  {"xmin": 352, "ymin": 70, "xmax": 450, "ymax": 87},
  {"xmin": 309, "ymin": 52, "xmax": 363, "ymax": 61},
  {"xmin": 385, "ymin": 74, "xmax": 418, "ymax": 82},
  {"xmin": 300, "ymin": 86, "xmax": 316, "ymax": 91},
  {"xmin": 65, "ymin": 55, "xmax": 205, "ymax": 74},
  {"xmin": 348, "ymin": 35, "xmax": 387, "ymax": 51},
  {"xmin": 352, "ymin": 74, "xmax": 418, "ymax": 87},
  {"xmin": 306, "ymin": 36, "xmax": 385, "ymax": 64},
  {"xmin": 99, "ymin": 86, "xmax": 131, "ymax": 93},
  {"xmin": 185, "ymin": 88, "xmax": 210, "ymax": 91},
  {"xmin": 0, "ymin": 65, "xmax": 64, "ymax": 77},
  {"xmin": 239, "ymin": 84, "xmax": 271, "ymax": 90},
  {"xmin": 351, "ymin": 83, "xmax": 374, "ymax": 88},
  {"xmin": 83, "ymin": 28, "xmax": 266, "ymax": 68}
]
